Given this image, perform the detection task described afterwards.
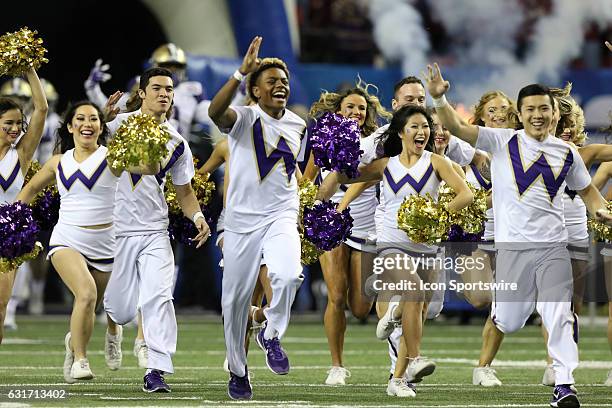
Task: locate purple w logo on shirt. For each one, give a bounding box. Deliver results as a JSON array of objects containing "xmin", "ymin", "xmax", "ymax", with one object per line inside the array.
[
  {"xmin": 0, "ymin": 160, "xmax": 20, "ymax": 191},
  {"xmin": 130, "ymin": 141, "xmax": 185, "ymax": 187},
  {"xmin": 384, "ymin": 163, "xmax": 434, "ymax": 194},
  {"xmin": 58, "ymin": 160, "xmax": 108, "ymax": 190},
  {"xmin": 252, "ymin": 118, "xmax": 296, "ymax": 183},
  {"xmin": 508, "ymin": 134, "xmax": 573, "ymax": 201}
]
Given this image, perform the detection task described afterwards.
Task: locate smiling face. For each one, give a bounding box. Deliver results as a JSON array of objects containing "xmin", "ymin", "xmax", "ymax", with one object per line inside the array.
[
  {"xmin": 399, "ymin": 112, "xmax": 431, "ymax": 155},
  {"xmin": 67, "ymin": 104, "xmax": 102, "ymax": 149},
  {"xmin": 481, "ymin": 96, "xmax": 511, "ymax": 128},
  {"xmin": 337, "ymin": 93, "xmax": 367, "ymax": 128},
  {"xmin": 252, "ymin": 67, "xmax": 290, "ymax": 113},
  {"xmin": 518, "ymin": 95, "xmax": 554, "ymax": 140},
  {"xmin": 139, "ymin": 75, "xmax": 174, "ymax": 117},
  {"xmin": 0, "ymin": 108, "xmax": 23, "ymax": 145},
  {"xmin": 558, "ymin": 113, "xmax": 578, "ymax": 142},
  {"xmin": 392, "ymin": 82, "xmax": 426, "ymax": 111},
  {"xmin": 431, "ymin": 112, "xmax": 450, "ymax": 152}
]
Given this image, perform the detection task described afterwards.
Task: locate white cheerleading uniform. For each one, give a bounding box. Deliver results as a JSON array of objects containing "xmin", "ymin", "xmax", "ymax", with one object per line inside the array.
[
  {"xmin": 378, "ymin": 152, "xmax": 441, "ymax": 256},
  {"xmin": 103, "ymin": 110, "xmax": 194, "ymax": 374},
  {"xmin": 0, "ymin": 147, "xmax": 24, "ymax": 204},
  {"xmin": 476, "ymin": 127, "xmax": 591, "ymax": 385},
  {"xmin": 465, "ymin": 163, "xmax": 495, "ymax": 251},
  {"xmin": 562, "ymin": 188, "xmax": 588, "ymax": 261},
  {"xmin": 222, "ymin": 104, "xmax": 306, "ymax": 377},
  {"xmin": 48, "ymin": 146, "xmax": 118, "ymax": 272}
]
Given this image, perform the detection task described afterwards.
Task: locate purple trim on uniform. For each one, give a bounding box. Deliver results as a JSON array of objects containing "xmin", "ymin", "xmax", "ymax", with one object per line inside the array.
[
  {"xmin": 572, "ymin": 312, "xmax": 579, "ymax": 344},
  {"xmin": 387, "ymin": 338, "xmax": 398, "ymax": 358},
  {"xmin": 470, "ymin": 164, "xmax": 491, "ymax": 191},
  {"xmin": 83, "ymin": 255, "xmax": 114, "ymax": 264},
  {"xmin": 384, "ymin": 163, "xmax": 434, "ymax": 195},
  {"xmin": 0, "ymin": 159, "xmax": 20, "ymax": 192},
  {"xmin": 217, "ymin": 229, "xmax": 225, "ymax": 235},
  {"xmin": 339, "ymin": 184, "xmax": 348, "ymax": 192},
  {"xmin": 564, "ymin": 186, "xmax": 577, "ymax": 200},
  {"xmin": 348, "ymin": 235, "xmax": 366, "ymax": 244},
  {"xmin": 130, "ymin": 141, "xmax": 186, "ymax": 186},
  {"xmin": 507, "ymin": 134, "xmax": 573, "ymax": 201},
  {"xmin": 252, "ymin": 118, "xmax": 296, "ymax": 183},
  {"xmin": 58, "ymin": 159, "xmax": 108, "ymax": 191},
  {"xmin": 48, "ymin": 244, "xmax": 68, "ymax": 252}
]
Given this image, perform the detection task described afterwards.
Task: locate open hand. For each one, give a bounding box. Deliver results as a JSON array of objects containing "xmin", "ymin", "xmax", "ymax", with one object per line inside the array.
[
  {"xmin": 423, "ymin": 63, "xmax": 450, "ymax": 99},
  {"xmin": 103, "ymin": 90, "xmax": 123, "ymax": 122},
  {"xmin": 239, "ymin": 36, "xmax": 263, "ymax": 75},
  {"xmin": 192, "ymin": 217, "xmax": 211, "ymax": 248}
]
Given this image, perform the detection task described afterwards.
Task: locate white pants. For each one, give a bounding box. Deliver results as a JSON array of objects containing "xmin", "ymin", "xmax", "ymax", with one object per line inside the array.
[
  {"xmin": 492, "ymin": 246, "xmax": 578, "ymax": 385},
  {"xmin": 104, "ymin": 233, "xmax": 177, "ymax": 374},
  {"xmin": 222, "ymin": 215, "xmax": 303, "ymax": 377}
]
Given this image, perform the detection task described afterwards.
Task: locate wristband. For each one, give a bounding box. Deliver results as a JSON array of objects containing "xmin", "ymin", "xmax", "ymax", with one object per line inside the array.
[
  {"xmin": 432, "ymin": 95, "xmax": 448, "ymax": 108},
  {"xmin": 192, "ymin": 211, "xmax": 204, "ymax": 223},
  {"xmin": 232, "ymin": 70, "xmax": 246, "ymax": 82}
]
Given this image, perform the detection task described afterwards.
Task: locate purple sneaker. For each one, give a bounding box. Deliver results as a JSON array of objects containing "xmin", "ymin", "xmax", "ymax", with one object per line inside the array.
[
  {"xmin": 142, "ymin": 370, "xmax": 170, "ymax": 393},
  {"xmin": 255, "ymin": 323, "xmax": 289, "ymax": 375},
  {"xmin": 228, "ymin": 369, "xmax": 252, "ymax": 400},
  {"xmin": 550, "ymin": 385, "xmax": 580, "ymax": 408}
]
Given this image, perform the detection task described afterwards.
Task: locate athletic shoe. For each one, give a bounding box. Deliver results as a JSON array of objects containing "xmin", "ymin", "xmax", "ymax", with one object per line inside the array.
[
  {"xmin": 473, "ymin": 366, "xmax": 502, "ymax": 387},
  {"xmin": 543, "ymin": 364, "xmax": 555, "ymax": 386},
  {"xmin": 255, "ymin": 322, "xmax": 289, "ymax": 375},
  {"xmin": 605, "ymin": 370, "xmax": 612, "ymax": 386},
  {"xmin": 71, "ymin": 358, "xmax": 94, "ymax": 380},
  {"xmin": 550, "ymin": 384, "xmax": 579, "ymax": 408},
  {"xmin": 228, "ymin": 369, "xmax": 252, "ymax": 400},
  {"xmin": 325, "ymin": 366, "xmax": 351, "ymax": 385},
  {"xmin": 63, "ymin": 332, "xmax": 76, "ymax": 384},
  {"xmin": 250, "ymin": 306, "xmax": 264, "ymax": 330},
  {"xmin": 376, "ymin": 295, "xmax": 401, "ymax": 340},
  {"xmin": 104, "ymin": 326, "xmax": 123, "ymax": 370},
  {"xmin": 386, "ymin": 377, "xmax": 416, "ymax": 397},
  {"xmin": 142, "ymin": 370, "xmax": 170, "ymax": 393},
  {"xmin": 133, "ymin": 339, "xmax": 148, "ymax": 369},
  {"xmin": 3, "ymin": 315, "xmax": 17, "ymax": 331},
  {"xmin": 406, "ymin": 356, "xmax": 436, "ymax": 383}
]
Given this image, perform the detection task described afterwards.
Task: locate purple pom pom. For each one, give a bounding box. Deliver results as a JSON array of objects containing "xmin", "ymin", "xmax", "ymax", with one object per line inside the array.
[
  {"xmin": 303, "ymin": 201, "xmax": 353, "ymax": 251},
  {"xmin": 31, "ymin": 191, "xmax": 60, "ymax": 231},
  {"xmin": 447, "ymin": 224, "xmax": 483, "ymax": 242},
  {"xmin": 0, "ymin": 201, "xmax": 40, "ymax": 259},
  {"xmin": 167, "ymin": 207, "xmax": 214, "ymax": 247},
  {"xmin": 308, "ymin": 112, "xmax": 363, "ymax": 178}
]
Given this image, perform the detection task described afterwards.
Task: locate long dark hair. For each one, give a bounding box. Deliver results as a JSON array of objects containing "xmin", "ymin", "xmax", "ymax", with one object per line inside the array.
[
  {"xmin": 377, "ymin": 105, "xmax": 434, "ymax": 157},
  {"xmin": 55, "ymin": 101, "xmax": 109, "ymax": 154},
  {"xmin": 0, "ymin": 97, "xmax": 28, "ymax": 135}
]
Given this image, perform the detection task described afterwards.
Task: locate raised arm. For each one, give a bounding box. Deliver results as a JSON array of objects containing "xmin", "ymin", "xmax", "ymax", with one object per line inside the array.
[
  {"xmin": 315, "ymin": 158, "xmax": 388, "ymax": 201},
  {"xmin": 337, "ymin": 181, "xmax": 379, "ymax": 211},
  {"xmin": 16, "ymin": 68, "xmax": 49, "ymax": 166},
  {"xmin": 432, "ymin": 154, "xmax": 473, "ymax": 212},
  {"xmin": 197, "ymin": 138, "xmax": 228, "ymax": 175},
  {"xmin": 209, "ymin": 36, "xmax": 262, "ymax": 130},
  {"xmin": 424, "ymin": 63, "xmax": 479, "ymax": 146},
  {"xmin": 592, "ymin": 162, "xmax": 612, "ymax": 191},
  {"xmin": 16, "ymin": 155, "xmax": 58, "ymax": 204}
]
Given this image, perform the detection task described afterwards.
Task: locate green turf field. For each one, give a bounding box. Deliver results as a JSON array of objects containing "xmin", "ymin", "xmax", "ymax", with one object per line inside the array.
[{"xmin": 1, "ymin": 315, "xmax": 611, "ymax": 407}]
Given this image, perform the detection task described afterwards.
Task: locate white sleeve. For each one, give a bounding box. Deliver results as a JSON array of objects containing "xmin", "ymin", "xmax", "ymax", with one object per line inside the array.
[
  {"xmin": 565, "ymin": 147, "xmax": 592, "ymax": 192},
  {"xmin": 475, "ymin": 126, "xmax": 515, "ymax": 154},
  {"xmin": 446, "ymin": 137, "xmax": 476, "ymax": 166},
  {"xmin": 224, "ymin": 106, "xmax": 253, "ymax": 136},
  {"xmin": 106, "ymin": 116, "xmax": 122, "ymax": 137},
  {"xmin": 297, "ymin": 129, "xmax": 308, "ymax": 162},
  {"xmin": 170, "ymin": 141, "xmax": 195, "ymax": 186}
]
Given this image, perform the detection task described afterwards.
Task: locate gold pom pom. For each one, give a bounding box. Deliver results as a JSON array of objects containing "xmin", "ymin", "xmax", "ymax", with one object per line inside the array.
[
  {"xmin": 588, "ymin": 202, "xmax": 612, "ymax": 240},
  {"xmin": 437, "ymin": 183, "xmax": 487, "ymax": 234},
  {"xmin": 0, "ymin": 242, "xmax": 42, "ymax": 273},
  {"xmin": 397, "ymin": 193, "xmax": 447, "ymax": 244},
  {"xmin": 0, "ymin": 27, "xmax": 48, "ymax": 76},
  {"xmin": 165, "ymin": 158, "xmax": 216, "ymax": 215},
  {"xmin": 298, "ymin": 179, "xmax": 323, "ymax": 264},
  {"xmin": 24, "ymin": 160, "xmax": 58, "ymax": 205},
  {"xmin": 107, "ymin": 113, "xmax": 170, "ymax": 171}
]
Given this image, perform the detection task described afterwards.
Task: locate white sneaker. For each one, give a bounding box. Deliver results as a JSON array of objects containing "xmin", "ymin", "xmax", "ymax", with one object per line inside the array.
[
  {"xmin": 3, "ymin": 315, "xmax": 17, "ymax": 331},
  {"xmin": 251, "ymin": 306, "xmax": 264, "ymax": 330},
  {"xmin": 104, "ymin": 326, "xmax": 123, "ymax": 371},
  {"xmin": 71, "ymin": 358, "xmax": 94, "ymax": 380},
  {"xmin": 386, "ymin": 377, "xmax": 416, "ymax": 397},
  {"xmin": 63, "ymin": 333, "xmax": 76, "ymax": 384},
  {"xmin": 376, "ymin": 296, "xmax": 401, "ymax": 340},
  {"xmin": 133, "ymin": 339, "xmax": 148, "ymax": 369},
  {"xmin": 473, "ymin": 365, "xmax": 502, "ymax": 387},
  {"xmin": 542, "ymin": 364, "xmax": 555, "ymax": 386},
  {"xmin": 325, "ymin": 366, "xmax": 351, "ymax": 385},
  {"xmin": 605, "ymin": 370, "xmax": 612, "ymax": 386},
  {"xmin": 406, "ymin": 356, "xmax": 436, "ymax": 383}
]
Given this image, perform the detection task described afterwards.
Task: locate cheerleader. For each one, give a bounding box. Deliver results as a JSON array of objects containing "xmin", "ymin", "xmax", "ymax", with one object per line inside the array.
[
  {"xmin": 324, "ymin": 105, "xmax": 473, "ymax": 397},
  {"xmin": 0, "ymin": 67, "xmax": 47, "ymax": 343},
  {"xmin": 305, "ymin": 83, "xmax": 391, "ymax": 385}
]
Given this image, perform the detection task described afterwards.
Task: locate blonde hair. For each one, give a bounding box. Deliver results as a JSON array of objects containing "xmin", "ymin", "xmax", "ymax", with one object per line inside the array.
[
  {"xmin": 470, "ymin": 90, "xmax": 519, "ymax": 129},
  {"xmin": 246, "ymin": 57, "xmax": 290, "ymax": 102},
  {"xmin": 557, "ymin": 97, "xmax": 587, "ymax": 146},
  {"xmin": 309, "ymin": 79, "xmax": 391, "ymax": 137}
]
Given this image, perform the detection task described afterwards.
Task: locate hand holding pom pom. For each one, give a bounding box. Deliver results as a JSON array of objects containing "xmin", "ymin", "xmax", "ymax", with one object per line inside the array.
[
  {"xmin": 0, "ymin": 27, "xmax": 48, "ymax": 76},
  {"xmin": 0, "ymin": 202, "xmax": 42, "ymax": 273},
  {"xmin": 437, "ymin": 183, "xmax": 487, "ymax": 235},
  {"xmin": 24, "ymin": 161, "xmax": 60, "ymax": 230},
  {"xmin": 303, "ymin": 200, "xmax": 353, "ymax": 252},
  {"xmin": 397, "ymin": 194, "xmax": 448, "ymax": 244},
  {"xmin": 298, "ymin": 179, "xmax": 323, "ymax": 264},
  {"xmin": 308, "ymin": 112, "xmax": 363, "ymax": 178}
]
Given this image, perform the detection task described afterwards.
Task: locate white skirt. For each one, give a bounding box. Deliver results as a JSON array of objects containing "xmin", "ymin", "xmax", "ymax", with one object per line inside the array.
[{"xmin": 48, "ymin": 223, "xmax": 115, "ymax": 272}]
